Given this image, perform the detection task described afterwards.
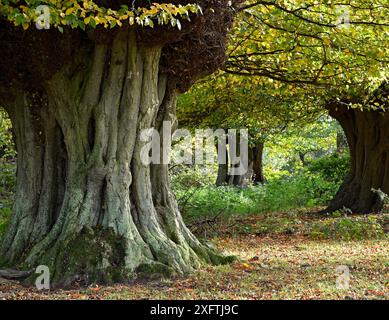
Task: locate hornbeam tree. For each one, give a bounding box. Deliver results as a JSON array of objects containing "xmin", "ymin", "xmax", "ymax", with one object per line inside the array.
[
  {"xmin": 0, "ymin": 0, "xmax": 239, "ymax": 287},
  {"xmin": 178, "ymin": 72, "xmax": 322, "ymax": 186},
  {"xmin": 326, "ymin": 83, "xmax": 389, "ymax": 213},
  {"xmin": 225, "ymin": 0, "xmax": 389, "ymax": 213}
]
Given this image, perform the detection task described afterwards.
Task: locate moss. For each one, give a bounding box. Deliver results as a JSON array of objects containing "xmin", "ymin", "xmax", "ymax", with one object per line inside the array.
[
  {"xmin": 191, "ymin": 242, "xmax": 236, "ymax": 266},
  {"xmin": 20, "ymin": 227, "xmax": 130, "ymax": 288},
  {"xmin": 60, "ymin": 227, "xmax": 127, "ymax": 284},
  {"xmin": 17, "ymin": 222, "xmax": 234, "ymax": 288},
  {"xmin": 135, "ymin": 262, "xmax": 177, "ymax": 280},
  {"xmin": 210, "ymin": 252, "xmax": 237, "ymax": 265},
  {"xmin": 206, "ymin": 249, "xmax": 237, "ymax": 266}
]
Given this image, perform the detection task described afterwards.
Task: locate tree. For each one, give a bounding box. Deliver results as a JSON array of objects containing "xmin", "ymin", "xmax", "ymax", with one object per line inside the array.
[
  {"xmin": 177, "ymin": 71, "xmax": 322, "ymax": 186},
  {"xmin": 0, "ymin": 0, "xmax": 239, "ymax": 287},
  {"xmin": 224, "ymin": 0, "xmax": 388, "ymax": 213},
  {"xmin": 327, "ymin": 83, "xmax": 389, "ymax": 213}
]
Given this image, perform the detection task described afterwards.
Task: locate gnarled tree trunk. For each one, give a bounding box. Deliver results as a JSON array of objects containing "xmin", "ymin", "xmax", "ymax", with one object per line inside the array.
[
  {"xmin": 0, "ymin": 30, "xmax": 229, "ymax": 287},
  {"xmin": 327, "ymin": 106, "xmax": 389, "ymax": 213}
]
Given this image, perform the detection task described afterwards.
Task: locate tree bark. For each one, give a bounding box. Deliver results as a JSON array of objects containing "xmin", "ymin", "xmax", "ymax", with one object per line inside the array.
[
  {"xmin": 215, "ymin": 141, "xmax": 265, "ymax": 186},
  {"xmin": 252, "ymin": 142, "xmax": 266, "ymax": 184},
  {"xmin": 327, "ymin": 106, "xmax": 389, "ymax": 213},
  {"xmin": 0, "ymin": 30, "xmax": 230, "ymax": 287},
  {"xmin": 215, "ymin": 140, "xmax": 244, "ymax": 187},
  {"xmin": 215, "ymin": 140, "xmax": 229, "ymax": 187}
]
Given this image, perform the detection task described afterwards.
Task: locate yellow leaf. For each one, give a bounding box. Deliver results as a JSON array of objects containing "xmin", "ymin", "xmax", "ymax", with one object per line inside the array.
[{"xmin": 65, "ymin": 7, "xmax": 75, "ymax": 16}]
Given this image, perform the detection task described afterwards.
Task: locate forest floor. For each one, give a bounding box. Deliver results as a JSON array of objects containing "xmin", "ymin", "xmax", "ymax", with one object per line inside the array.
[{"xmin": 0, "ymin": 210, "xmax": 388, "ymax": 300}]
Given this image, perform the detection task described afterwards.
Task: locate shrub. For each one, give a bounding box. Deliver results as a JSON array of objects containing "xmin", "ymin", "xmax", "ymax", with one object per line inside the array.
[
  {"xmin": 171, "ymin": 164, "xmax": 216, "ymax": 190},
  {"xmin": 172, "ymin": 152, "xmax": 350, "ymax": 222},
  {"xmin": 174, "ymin": 171, "xmax": 343, "ymax": 222},
  {"xmin": 0, "ymin": 109, "xmax": 15, "ymax": 159},
  {"xmin": 308, "ymin": 215, "xmax": 386, "ymax": 241},
  {"xmin": 306, "ymin": 153, "xmax": 350, "ymax": 184},
  {"xmin": 0, "ymin": 160, "xmax": 15, "ymax": 240}
]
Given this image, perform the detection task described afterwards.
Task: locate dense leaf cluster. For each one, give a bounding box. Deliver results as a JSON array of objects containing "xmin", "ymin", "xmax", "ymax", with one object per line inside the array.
[{"xmin": 0, "ymin": 1, "xmax": 201, "ymax": 31}]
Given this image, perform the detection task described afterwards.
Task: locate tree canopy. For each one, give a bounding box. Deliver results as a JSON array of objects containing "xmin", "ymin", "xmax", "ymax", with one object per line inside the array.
[{"xmin": 227, "ymin": 0, "xmax": 388, "ymax": 92}]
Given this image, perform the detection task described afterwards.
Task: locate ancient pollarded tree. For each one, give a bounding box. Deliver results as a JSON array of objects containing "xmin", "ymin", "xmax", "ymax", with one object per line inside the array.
[
  {"xmin": 326, "ymin": 83, "xmax": 389, "ymax": 213},
  {"xmin": 0, "ymin": 0, "xmax": 240, "ymax": 287}
]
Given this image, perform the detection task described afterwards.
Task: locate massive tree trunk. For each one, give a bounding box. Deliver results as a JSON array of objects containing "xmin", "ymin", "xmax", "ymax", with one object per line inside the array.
[
  {"xmin": 0, "ymin": 30, "xmax": 229, "ymax": 287},
  {"xmin": 327, "ymin": 106, "xmax": 389, "ymax": 213}
]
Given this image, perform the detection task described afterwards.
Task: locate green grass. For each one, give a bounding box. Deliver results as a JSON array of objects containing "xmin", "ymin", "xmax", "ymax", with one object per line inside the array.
[
  {"xmin": 187, "ymin": 207, "xmax": 388, "ymax": 241},
  {"xmin": 175, "ymin": 174, "xmax": 342, "ymax": 223},
  {"xmin": 174, "ymin": 154, "xmax": 349, "ymax": 223}
]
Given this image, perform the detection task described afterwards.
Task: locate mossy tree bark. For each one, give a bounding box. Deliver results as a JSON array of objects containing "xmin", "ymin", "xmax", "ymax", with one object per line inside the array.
[
  {"xmin": 327, "ymin": 106, "xmax": 389, "ymax": 213},
  {"xmin": 0, "ymin": 30, "xmax": 229, "ymax": 287}
]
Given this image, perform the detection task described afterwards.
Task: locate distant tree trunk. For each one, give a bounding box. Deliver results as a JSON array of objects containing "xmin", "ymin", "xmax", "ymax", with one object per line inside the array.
[
  {"xmin": 216, "ymin": 163, "xmax": 229, "ymax": 186},
  {"xmin": 336, "ymin": 130, "xmax": 348, "ymax": 154},
  {"xmin": 215, "ymin": 141, "xmax": 265, "ymax": 186},
  {"xmin": 215, "ymin": 141, "xmax": 229, "ymax": 187},
  {"xmin": 215, "ymin": 135, "xmax": 246, "ymax": 187},
  {"xmin": 327, "ymin": 106, "xmax": 389, "ymax": 213},
  {"xmin": 252, "ymin": 142, "xmax": 266, "ymax": 184},
  {"xmin": 0, "ymin": 30, "xmax": 229, "ymax": 287},
  {"xmin": 215, "ymin": 135, "xmax": 243, "ymax": 187},
  {"xmin": 299, "ymin": 152, "xmax": 307, "ymax": 167},
  {"xmin": 231, "ymin": 170, "xmax": 245, "ymax": 186}
]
